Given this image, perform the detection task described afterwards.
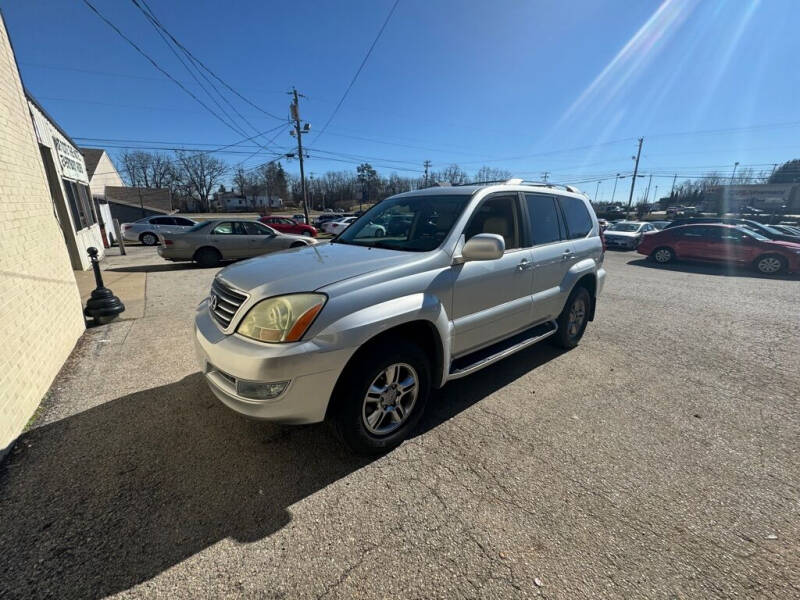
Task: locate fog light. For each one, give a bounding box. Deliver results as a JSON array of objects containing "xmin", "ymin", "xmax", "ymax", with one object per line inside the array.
[{"xmin": 236, "ymin": 380, "xmax": 289, "ymax": 400}]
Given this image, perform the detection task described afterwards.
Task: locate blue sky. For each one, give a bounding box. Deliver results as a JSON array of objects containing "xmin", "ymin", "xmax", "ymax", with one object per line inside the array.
[{"xmin": 4, "ymin": 0, "xmax": 799, "ymax": 201}]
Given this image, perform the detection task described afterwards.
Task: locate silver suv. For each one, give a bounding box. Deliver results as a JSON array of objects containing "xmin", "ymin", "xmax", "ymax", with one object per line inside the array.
[{"xmin": 195, "ymin": 180, "xmax": 606, "ymax": 453}]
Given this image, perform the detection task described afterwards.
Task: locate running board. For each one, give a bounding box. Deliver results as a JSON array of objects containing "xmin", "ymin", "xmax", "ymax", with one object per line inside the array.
[{"xmin": 448, "ymin": 320, "xmax": 558, "ymax": 380}]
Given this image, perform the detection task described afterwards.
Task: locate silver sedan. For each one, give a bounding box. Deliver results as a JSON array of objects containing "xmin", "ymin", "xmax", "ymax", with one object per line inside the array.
[{"xmin": 157, "ymin": 219, "xmax": 317, "ymax": 267}]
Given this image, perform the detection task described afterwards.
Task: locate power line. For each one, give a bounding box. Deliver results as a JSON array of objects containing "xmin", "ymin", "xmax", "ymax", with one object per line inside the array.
[
  {"xmin": 80, "ymin": 0, "xmax": 257, "ymax": 139},
  {"xmin": 311, "ymin": 0, "xmax": 400, "ymax": 144},
  {"xmin": 130, "ymin": 0, "xmax": 285, "ymax": 122}
]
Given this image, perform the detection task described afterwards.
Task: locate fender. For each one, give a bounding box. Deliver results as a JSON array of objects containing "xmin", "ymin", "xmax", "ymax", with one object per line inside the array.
[{"xmin": 315, "ymin": 292, "xmax": 452, "ymax": 387}]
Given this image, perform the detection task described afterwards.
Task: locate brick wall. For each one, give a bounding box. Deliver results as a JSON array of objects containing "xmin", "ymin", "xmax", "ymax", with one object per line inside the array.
[{"xmin": 0, "ymin": 15, "xmax": 84, "ymax": 453}]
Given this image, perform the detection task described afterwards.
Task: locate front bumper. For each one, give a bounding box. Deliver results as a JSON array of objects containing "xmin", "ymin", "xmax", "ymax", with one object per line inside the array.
[
  {"xmin": 194, "ymin": 299, "xmax": 356, "ymax": 424},
  {"xmin": 604, "ymin": 236, "xmax": 639, "ymax": 249}
]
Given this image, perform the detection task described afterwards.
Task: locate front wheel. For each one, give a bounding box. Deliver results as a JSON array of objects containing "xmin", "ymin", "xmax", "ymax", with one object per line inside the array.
[
  {"xmin": 140, "ymin": 232, "xmax": 158, "ymax": 246},
  {"xmin": 333, "ymin": 339, "xmax": 431, "ymax": 455},
  {"xmin": 754, "ymin": 254, "xmax": 786, "ymax": 275},
  {"xmin": 552, "ymin": 286, "xmax": 591, "ymax": 349}
]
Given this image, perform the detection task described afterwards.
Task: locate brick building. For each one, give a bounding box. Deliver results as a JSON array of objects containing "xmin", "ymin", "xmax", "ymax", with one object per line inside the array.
[{"xmin": 0, "ymin": 13, "xmax": 85, "ymax": 455}]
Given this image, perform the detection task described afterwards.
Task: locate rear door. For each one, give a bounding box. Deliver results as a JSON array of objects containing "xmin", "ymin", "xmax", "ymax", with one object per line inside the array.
[
  {"xmin": 672, "ymin": 226, "xmax": 712, "ymax": 258},
  {"xmin": 451, "ymin": 194, "xmax": 533, "ymax": 356},
  {"xmin": 525, "ymin": 193, "xmax": 573, "ymax": 321},
  {"xmin": 210, "ymin": 221, "xmax": 244, "ymax": 259},
  {"xmin": 173, "ymin": 217, "xmax": 195, "ymax": 232}
]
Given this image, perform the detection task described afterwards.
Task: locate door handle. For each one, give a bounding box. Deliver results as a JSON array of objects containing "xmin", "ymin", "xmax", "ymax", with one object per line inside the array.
[
  {"xmin": 517, "ymin": 259, "xmax": 533, "ymax": 271},
  {"xmin": 562, "ymin": 249, "xmax": 574, "ymax": 260}
]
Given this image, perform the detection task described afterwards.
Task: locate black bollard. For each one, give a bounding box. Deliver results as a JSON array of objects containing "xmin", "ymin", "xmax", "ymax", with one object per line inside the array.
[{"xmin": 83, "ymin": 247, "xmax": 125, "ymax": 325}]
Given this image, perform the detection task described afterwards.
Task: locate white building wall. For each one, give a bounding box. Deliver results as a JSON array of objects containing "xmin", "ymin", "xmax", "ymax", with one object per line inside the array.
[{"xmin": 88, "ymin": 151, "xmax": 124, "ymax": 199}]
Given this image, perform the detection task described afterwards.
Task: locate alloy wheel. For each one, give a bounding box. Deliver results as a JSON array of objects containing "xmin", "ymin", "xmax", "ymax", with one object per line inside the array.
[
  {"xmin": 654, "ymin": 248, "xmax": 672, "ymax": 263},
  {"xmin": 567, "ymin": 298, "xmax": 587, "ymax": 339},
  {"xmin": 757, "ymin": 256, "xmax": 782, "ymax": 274},
  {"xmin": 362, "ymin": 363, "xmax": 418, "ymax": 435}
]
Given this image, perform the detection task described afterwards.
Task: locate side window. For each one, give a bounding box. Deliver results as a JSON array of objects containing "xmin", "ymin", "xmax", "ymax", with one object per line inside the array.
[
  {"xmin": 242, "ymin": 222, "xmax": 270, "ymax": 235},
  {"xmin": 679, "ymin": 226, "xmax": 704, "ymax": 238},
  {"xmin": 463, "ymin": 195, "xmax": 521, "ymax": 250},
  {"xmin": 213, "ymin": 222, "xmax": 234, "ymax": 235},
  {"xmin": 175, "ymin": 218, "xmax": 194, "ymax": 226},
  {"xmin": 524, "ymin": 194, "xmax": 562, "ymax": 245},
  {"xmin": 557, "ymin": 196, "xmax": 593, "ymax": 239},
  {"xmin": 150, "ymin": 217, "xmax": 172, "ymax": 225}
]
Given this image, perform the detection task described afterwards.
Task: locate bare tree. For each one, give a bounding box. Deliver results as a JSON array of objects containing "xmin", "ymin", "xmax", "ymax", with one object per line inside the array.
[
  {"xmin": 233, "ymin": 167, "xmax": 248, "ymax": 197},
  {"xmin": 473, "ymin": 166, "xmax": 512, "ymax": 183},
  {"xmin": 176, "ymin": 151, "xmax": 228, "ymax": 211},
  {"xmin": 438, "ymin": 164, "xmax": 468, "ymax": 185}
]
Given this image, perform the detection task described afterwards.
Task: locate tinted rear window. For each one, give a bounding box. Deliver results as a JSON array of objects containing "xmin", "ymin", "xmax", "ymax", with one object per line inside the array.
[
  {"xmin": 558, "ymin": 196, "xmax": 593, "ymax": 239},
  {"xmin": 524, "ymin": 194, "xmax": 562, "ymax": 245}
]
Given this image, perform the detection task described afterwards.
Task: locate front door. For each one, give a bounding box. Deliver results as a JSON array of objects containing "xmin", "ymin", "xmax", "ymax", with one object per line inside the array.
[
  {"xmin": 672, "ymin": 225, "xmax": 711, "ymax": 259},
  {"xmin": 705, "ymin": 227, "xmax": 756, "ymax": 264},
  {"xmin": 240, "ymin": 221, "xmax": 282, "ymax": 258},
  {"xmin": 451, "ymin": 194, "xmax": 533, "ymax": 357},
  {"xmin": 210, "ymin": 221, "xmax": 245, "ymax": 259}
]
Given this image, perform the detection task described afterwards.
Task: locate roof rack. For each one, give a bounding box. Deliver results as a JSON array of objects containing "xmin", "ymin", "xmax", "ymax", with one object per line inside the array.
[{"xmin": 452, "ymin": 178, "xmax": 584, "ymax": 195}]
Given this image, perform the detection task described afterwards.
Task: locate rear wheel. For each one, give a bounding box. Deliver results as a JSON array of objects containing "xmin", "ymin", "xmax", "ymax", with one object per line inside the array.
[
  {"xmin": 140, "ymin": 232, "xmax": 158, "ymax": 246},
  {"xmin": 552, "ymin": 286, "xmax": 591, "ymax": 349},
  {"xmin": 651, "ymin": 246, "xmax": 674, "ymax": 264},
  {"xmin": 754, "ymin": 254, "xmax": 786, "ymax": 275},
  {"xmin": 333, "ymin": 339, "xmax": 431, "ymax": 455},
  {"xmin": 194, "ymin": 247, "xmax": 221, "ymax": 268}
]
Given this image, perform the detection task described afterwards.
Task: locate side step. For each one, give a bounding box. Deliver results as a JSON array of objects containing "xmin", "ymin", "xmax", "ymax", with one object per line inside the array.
[{"xmin": 448, "ymin": 321, "xmax": 557, "ymax": 380}]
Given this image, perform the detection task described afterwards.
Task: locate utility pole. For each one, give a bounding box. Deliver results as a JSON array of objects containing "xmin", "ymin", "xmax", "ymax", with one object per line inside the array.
[
  {"xmin": 423, "ymin": 160, "xmax": 431, "ymax": 187},
  {"xmin": 670, "ymin": 173, "xmax": 677, "ymax": 197},
  {"xmin": 611, "ymin": 173, "xmax": 620, "ymax": 203},
  {"xmin": 542, "ymin": 171, "xmax": 550, "ymax": 183},
  {"xmin": 643, "ymin": 173, "xmax": 653, "ymax": 202},
  {"xmin": 594, "ymin": 180, "xmax": 601, "ymax": 201},
  {"xmin": 290, "ymin": 87, "xmax": 310, "ymax": 225},
  {"xmin": 626, "ymin": 137, "xmax": 643, "ymax": 218},
  {"xmin": 653, "ymin": 185, "xmax": 658, "ymax": 203}
]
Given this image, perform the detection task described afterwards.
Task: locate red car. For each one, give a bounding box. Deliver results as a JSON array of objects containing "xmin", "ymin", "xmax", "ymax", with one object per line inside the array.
[
  {"xmin": 637, "ymin": 223, "xmax": 800, "ymax": 275},
  {"xmin": 258, "ymin": 216, "xmax": 317, "ymax": 237}
]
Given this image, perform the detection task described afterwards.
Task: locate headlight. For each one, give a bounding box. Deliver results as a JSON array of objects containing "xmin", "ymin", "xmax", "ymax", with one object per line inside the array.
[{"xmin": 237, "ymin": 293, "xmax": 326, "ymax": 343}]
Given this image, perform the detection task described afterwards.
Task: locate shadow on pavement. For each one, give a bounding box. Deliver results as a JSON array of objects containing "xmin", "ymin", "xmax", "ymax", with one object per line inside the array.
[
  {"xmin": 627, "ymin": 257, "xmax": 799, "ymax": 280},
  {"xmin": 0, "ymin": 343, "xmax": 565, "ymax": 598},
  {"xmin": 108, "ymin": 262, "xmax": 203, "ymax": 273}
]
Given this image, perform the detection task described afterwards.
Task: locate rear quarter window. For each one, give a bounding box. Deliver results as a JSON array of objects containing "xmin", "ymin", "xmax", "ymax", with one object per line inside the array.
[{"xmin": 558, "ymin": 196, "xmax": 593, "ymax": 239}]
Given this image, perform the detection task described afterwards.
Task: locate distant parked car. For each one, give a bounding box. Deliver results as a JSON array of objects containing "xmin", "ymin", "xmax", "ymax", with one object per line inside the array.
[
  {"xmin": 292, "ymin": 214, "xmax": 308, "ymax": 224},
  {"xmin": 664, "ymin": 218, "xmax": 800, "ymax": 244},
  {"xmin": 666, "ymin": 206, "xmax": 698, "ymax": 218},
  {"xmin": 637, "ymin": 223, "xmax": 800, "ymax": 275},
  {"xmin": 771, "ymin": 224, "xmax": 800, "ymax": 236},
  {"xmin": 314, "ymin": 213, "xmax": 343, "ymax": 228},
  {"xmin": 157, "ymin": 219, "xmax": 317, "ymax": 267},
  {"xmin": 122, "ymin": 215, "xmax": 197, "ymax": 246},
  {"xmin": 602, "ymin": 221, "xmax": 657, "ymax": 249},
  {"xmin": 259, "ymin": 216, "xmax": 317, "ymax": 237},
  {"xmin": 649, "ymin": 220, "xmax": 670, "ymax": 230},
  {"xmin": 323, "ymin": 216, "xmax": 387, "ymax": 237}
]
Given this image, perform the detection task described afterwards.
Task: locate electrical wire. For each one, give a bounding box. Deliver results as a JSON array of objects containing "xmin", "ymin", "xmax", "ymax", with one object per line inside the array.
[{"xmin": 311, "ymin": 0, "xmax": 400, "ymax": 144}]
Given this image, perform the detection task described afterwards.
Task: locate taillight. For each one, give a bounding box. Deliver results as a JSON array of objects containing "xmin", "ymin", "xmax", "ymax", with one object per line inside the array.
[
  {"xmin": 163, "ymin": 239, "xmax": 173, "ymax": 246},
  {"xmin": 122, "ymin": 224, "xmax": 132, "ymax": 230}
]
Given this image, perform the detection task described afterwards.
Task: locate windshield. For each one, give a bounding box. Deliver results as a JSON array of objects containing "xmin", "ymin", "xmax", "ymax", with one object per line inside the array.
[
  {"xmin": 334, "ymin": 194, "xmax": 471, "ymax": 252},
  {"xmin": 607, "ymin": 223, "xmax": 642, "ymax": 232}
]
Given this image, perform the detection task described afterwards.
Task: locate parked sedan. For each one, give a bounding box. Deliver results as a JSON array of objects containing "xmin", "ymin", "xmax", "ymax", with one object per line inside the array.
[
  {"xmin": 157, "ymin": 219, "xmax": 317, "ymax": 267},
  {"xmin": 664, "ymin": 218, "xmax": 800, "ymax": 244},
  {"xmin": 122, "ymin": 215, "xmax": 197, "ymax": 246},
  {"xmin": 259, "ymin": 216, "xmax": 317, "ymax": 237},
  {"xmin": 637, "ymin": 223, "xmax": 800, "ymax": 275},
  {"xmin": 602, "ymin": 221, "xmax": 657, "ymax": 249}
]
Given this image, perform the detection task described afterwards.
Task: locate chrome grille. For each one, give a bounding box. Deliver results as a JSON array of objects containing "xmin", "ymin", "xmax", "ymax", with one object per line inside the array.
[{"xmin": 209, "ymin": 279, "xmax": 248, "ymax": 329}]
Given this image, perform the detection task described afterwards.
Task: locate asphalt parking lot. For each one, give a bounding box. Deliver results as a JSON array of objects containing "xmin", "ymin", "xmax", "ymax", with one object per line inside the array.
[{"xmin": 1, "ymin": 248, "xmax": 799, "ymax": 599}]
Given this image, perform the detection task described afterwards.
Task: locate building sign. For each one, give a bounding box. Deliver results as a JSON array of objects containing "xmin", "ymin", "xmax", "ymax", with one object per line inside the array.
[{"xmin": 53, "ymin": 136, "xmax": 88, "ymax": 183}]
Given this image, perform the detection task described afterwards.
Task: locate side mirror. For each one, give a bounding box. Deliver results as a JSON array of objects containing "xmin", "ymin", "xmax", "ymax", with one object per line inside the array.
[{"xmin": 457, "ymin": 233, "xmax": 505, "ymax": 263}]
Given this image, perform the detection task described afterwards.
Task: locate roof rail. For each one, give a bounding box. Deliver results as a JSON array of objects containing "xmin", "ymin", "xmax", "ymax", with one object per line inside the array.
[{"xmin": 450, "ymin": 178, "xmax": 585, "ymax": 195}]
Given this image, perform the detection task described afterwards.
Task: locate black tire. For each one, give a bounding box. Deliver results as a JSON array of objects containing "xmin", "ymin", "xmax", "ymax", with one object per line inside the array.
[
  {"xmin": 140, "ymin": 232, "xmax": 158, "ymax": 246},
  {"xmin": 332, "ymin": 339, "xmax": 431, "ymax": 455},
  {"xmin": 194, "ymin": 247, "xmax": 221, "ymax": 268},
  {"xmin": 753, "ymin": 254, "xmax": 786, "ymax": 275},
  {"xmin": 552, "ymin": 286, "xmax": 591, "ymax": 349},
  {"xmin": 650, "ymin": 246, "xmax": 674, "ymax": 264}
]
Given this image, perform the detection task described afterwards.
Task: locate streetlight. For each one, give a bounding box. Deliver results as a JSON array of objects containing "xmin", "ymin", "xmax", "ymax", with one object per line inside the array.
[
  {"xmin": 611, "ymin": 173, "xmax": 621, "ymax": 203},
  {"xmin": 594, "ymin": 180, "xmax": 601, "ymax": 200}
]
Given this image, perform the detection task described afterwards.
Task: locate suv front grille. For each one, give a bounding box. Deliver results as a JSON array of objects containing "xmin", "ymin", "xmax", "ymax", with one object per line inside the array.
[{"xmin": 209, "ymin": 279, "xmax": 248, "ymax": 329}]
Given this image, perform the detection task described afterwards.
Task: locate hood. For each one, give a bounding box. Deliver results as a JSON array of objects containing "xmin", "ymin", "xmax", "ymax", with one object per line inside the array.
[
  {"xmin": 766, "ymin": 240, "xmax": 800, "ymax": 250},
  {"xmin": 215, "ymin": 242, "xmax": 419, "ymax": 296}
]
